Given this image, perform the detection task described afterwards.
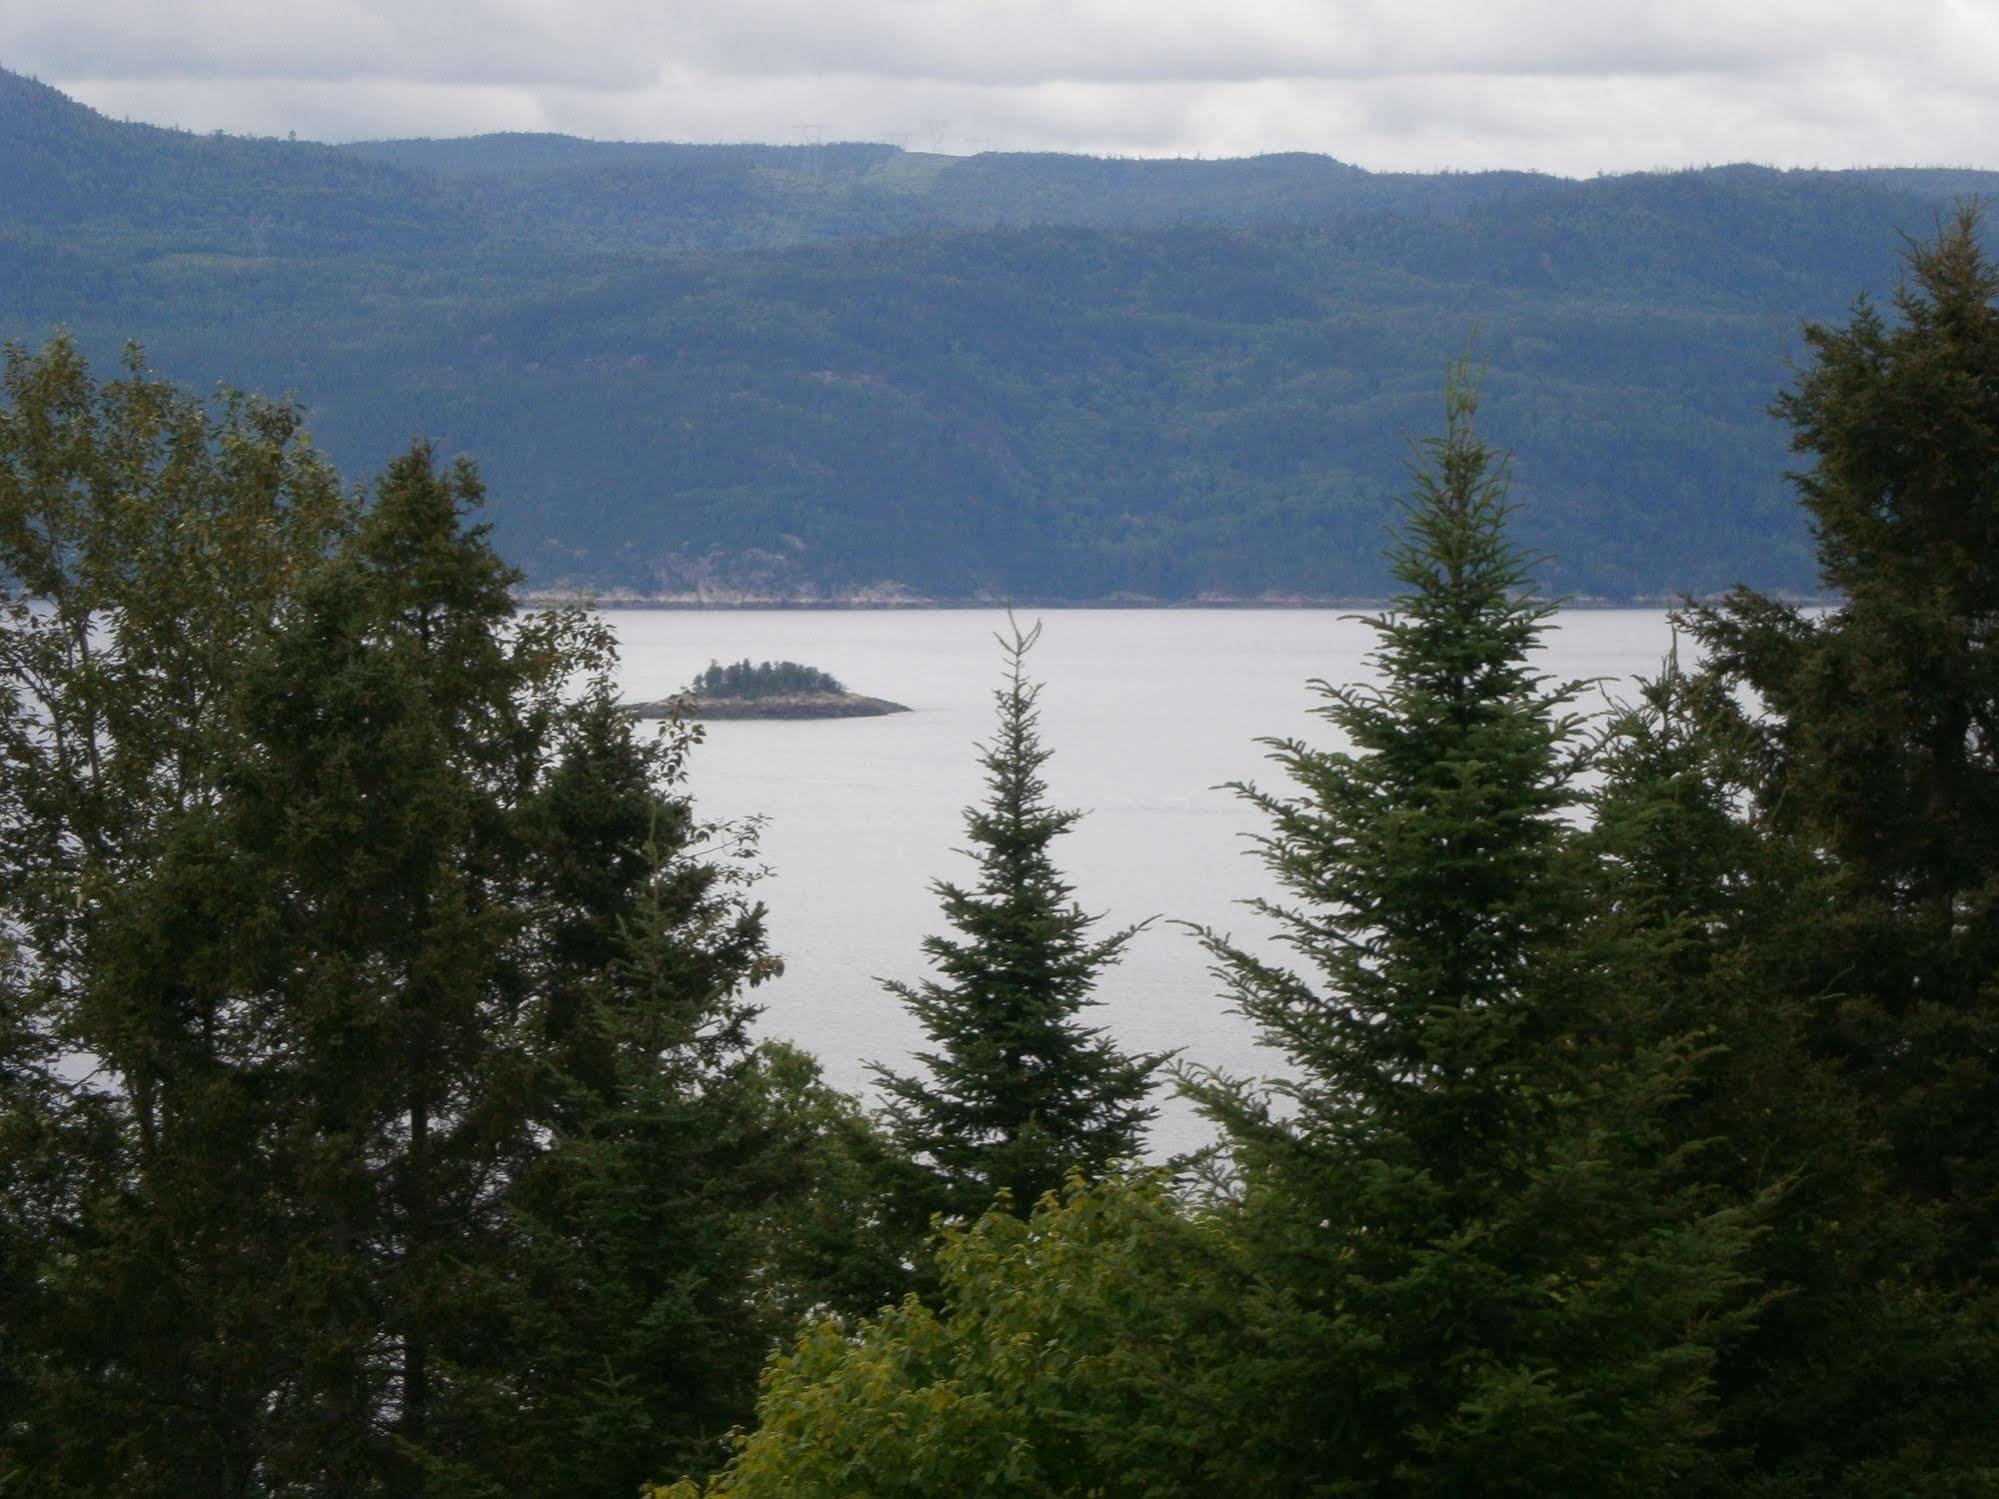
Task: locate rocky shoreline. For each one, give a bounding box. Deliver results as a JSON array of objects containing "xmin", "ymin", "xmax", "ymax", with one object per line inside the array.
[
  {"xmin": 623, "ymin": 691, "xmax": 911, "ymax": 721},
  {"xmin": 528, "ymin": 590, "xmax": 1817, "ymax": 612}
]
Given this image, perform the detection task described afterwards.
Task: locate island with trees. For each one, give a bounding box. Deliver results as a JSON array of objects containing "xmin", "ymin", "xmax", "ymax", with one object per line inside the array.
[{"xmin": 625, "ymin": 658, "xmax": 911, "ymax": 720}]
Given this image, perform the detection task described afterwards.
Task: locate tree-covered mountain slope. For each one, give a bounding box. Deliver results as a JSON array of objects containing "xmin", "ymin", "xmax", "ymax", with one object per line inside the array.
[
  {"xmin": 0, "ymin": 67, "xmax": 474, "ymax": 255},
  {"xmin": 5, "ymin": 65, "xmax": 1995, "ymax": 600}
]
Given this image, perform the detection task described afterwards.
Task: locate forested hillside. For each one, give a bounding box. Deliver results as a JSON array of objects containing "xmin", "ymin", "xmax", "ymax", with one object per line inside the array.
[{"xmin": 5, "ymin": 64, "xmax": 1996, "ymax": 600}]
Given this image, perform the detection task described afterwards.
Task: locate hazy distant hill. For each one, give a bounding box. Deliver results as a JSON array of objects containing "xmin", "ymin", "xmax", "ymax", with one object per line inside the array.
[
  {"xmin": 0, "ymin": 69, "xmax": 473, "ymax": 255},
  {"xmin": 5, "ymin": 64, "xmax": 1996, "ymax": 601},
  {"xmin": 340, "ymin": 133, "xmax": 1557, "ymax": 254}
]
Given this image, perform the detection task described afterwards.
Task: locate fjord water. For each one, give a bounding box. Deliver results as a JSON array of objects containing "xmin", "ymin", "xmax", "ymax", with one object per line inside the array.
[{"xmin": 606, "ymin": 608, "xmax": 1680, "ymax": 1153}]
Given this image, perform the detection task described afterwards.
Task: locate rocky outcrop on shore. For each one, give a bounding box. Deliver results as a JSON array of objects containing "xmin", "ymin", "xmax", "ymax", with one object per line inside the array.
[{"xmin": 623, "ymin": 691, "xmax": 910, "ymax": 721}]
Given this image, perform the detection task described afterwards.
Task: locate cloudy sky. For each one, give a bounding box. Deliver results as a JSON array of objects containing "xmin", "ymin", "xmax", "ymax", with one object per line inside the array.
[{"xmin": 6, "ymin": 0, "xmax": 1996, "ymax": 176}]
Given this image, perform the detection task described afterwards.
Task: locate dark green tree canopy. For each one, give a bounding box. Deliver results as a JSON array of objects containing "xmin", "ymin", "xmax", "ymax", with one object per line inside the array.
[
  {"xmin": 0, "ymin": 338, "xmax": 839, "ymax": 1496},
  {"xmin": 691, "ymin": 659, "xmax": 845, "ymax": 699},
  {"xmin": 872, "ymin": 619, "xmax": 1159, "ymax": 1227},
  {"xmin": 1689, "ymin": 205, "xmax": 1999, "ymax": 1277},
  {"xmin": 15, "ymin": 200, "xmax": 1999, "ymax": 1496},
  {"xmin": 1198, "ymin": 369, "xmax": 1591, "ymax": 1170},
  {"xmin": 0, "ymin": 334, "xmax": 352, "ymax": 1496},
  {"xmin": 1190, "ymin": 371, "xmax": 1756, "ymax": 1495}
]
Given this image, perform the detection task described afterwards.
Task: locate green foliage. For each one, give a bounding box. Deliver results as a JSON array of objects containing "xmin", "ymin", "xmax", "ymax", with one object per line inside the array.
[
  {"xmin": 1188, "ymin": 371, "xmax": 1758, "ymax": 1494},
  {"xmin": 1579, "ymin": 661, "xmax": 1936, "ymax": 1496},
  {"xmin": 1679, "ymin": 205, "xmax": 1999, "ymax": 1489},
  {"xmin": 0, "ymin": 338, "xmax": 852, "ymax": 1495},
  {"xmin": 691, "ymin": 658, "xmax": 845, "ymax": 699},
  {"xmin": 873, "ymin": 621, "xmax": 1159, "ymax": 1236},
  {"xmin": 663, "ymin": 1175, "xmax": 1282, "ymax": 1499},
  {"xmin": 0, "ymin": 68, "xmax": 472, "ymax": 255},
  {"xmin": 0, "ymin": 333, "xmax": 351, "ymax": 1493},
  {"xmin": 729, "ymin": 1040, "xmax": 916, "ymax": 1326},
  {"xmin": 1692, "ymin": 206, "xmax": 1999, "ymax": 1259}
]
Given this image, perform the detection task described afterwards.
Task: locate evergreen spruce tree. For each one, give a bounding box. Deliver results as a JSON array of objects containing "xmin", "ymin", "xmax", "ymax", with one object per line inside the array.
[
  {"xmin": 201, "ymin": 440, "xmax": 560, "ymax": 1493},
  {"xmin": 1681, "ymin": 205, "xmax": 1999, "ymax": 1488},
  {"xmin": 473, "ymin": 711, "xmax": 897, "ymax": 1494},
  {"xmin": 872, "ymin": 620, "xmax": 1158, "ymax": 1229},
  {"xmin": 1692, "ymin": 206, "xmax": 1999, "ymax": 1265},
  {"xmin": 1192, "ymin": 372, "xmax": 1756, "ymax": 1494},
  {"xmin": 1581, "ymin": 663, "xmax": 1950, "ymax": 1496},
  {"xmin": 213, "ymin": 443, "xmax": 811, "ymax": 1493}
]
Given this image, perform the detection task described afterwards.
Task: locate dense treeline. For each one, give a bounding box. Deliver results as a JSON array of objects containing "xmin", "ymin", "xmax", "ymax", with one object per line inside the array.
[
  {"xmin": 5, "ymin": 209, "xmax": 1999, "ymax": 1495},
  {"xmin": 690, "ymin": 659, "xmax": 846, "ymax": 698},
  {"xmin": 6, "ymin": 65, "xmax": 1999, "ymax": 601},
  {"xmin": 0, "ymin": 343, "xmax": 895, "ymax": 1493}
]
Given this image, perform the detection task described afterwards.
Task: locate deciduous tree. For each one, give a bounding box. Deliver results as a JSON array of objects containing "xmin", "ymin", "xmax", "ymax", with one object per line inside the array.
[{"xmin": 662, "ymin": 1175, "xmax": 1279, "ymax": 1499}]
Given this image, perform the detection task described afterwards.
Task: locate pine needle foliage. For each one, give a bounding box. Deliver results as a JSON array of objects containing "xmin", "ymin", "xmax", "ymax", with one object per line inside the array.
[
  {"xmin": 1190, "ymin": 368, "xmax": 1756, "ymax": 1495},
  {"xmin": 1689, "ymin": 208, "xmax": 1999, "ymax": 1267},
  {"xmin": 0, "ymin": 341, "xmax": 845, "ymax": 1494},
  {"xmin": 1198, "ymin": 368, "xmax": 1589, "ymax": 1176},
  {"xmin": 1680, "ymin": 205, "xmax": 1999, "ymax": 1489},
  {"xmin": 872, "ymin": 619, "xmax": 1159, "ymax": 1228}
]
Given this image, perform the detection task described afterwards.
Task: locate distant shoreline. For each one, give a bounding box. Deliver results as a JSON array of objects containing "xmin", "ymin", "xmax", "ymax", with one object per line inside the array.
[{"xmin": 522, "ymin": 592, "xmax": 1831, "ymax": 612}]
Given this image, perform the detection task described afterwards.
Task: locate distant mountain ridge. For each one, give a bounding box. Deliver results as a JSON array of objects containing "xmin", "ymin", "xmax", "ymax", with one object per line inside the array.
[
  {"xmin": 0, "ymin": 68, "xmax": 474, "ymax": 255},
  {"xmin": 5, "ymin": 64, "xmax": 1997, "ymax": 601},
  {"xmin": 336, "ymin": 131, "xmax": 1558, "ymax": 253}
]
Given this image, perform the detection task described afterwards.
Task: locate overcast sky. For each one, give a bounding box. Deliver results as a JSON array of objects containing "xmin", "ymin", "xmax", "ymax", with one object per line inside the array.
[{"xmin": 7, "ymin": 0, "xmax": 1996, "ymax": 176}]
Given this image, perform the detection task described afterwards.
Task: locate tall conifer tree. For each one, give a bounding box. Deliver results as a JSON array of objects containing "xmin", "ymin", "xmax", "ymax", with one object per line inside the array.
[
  {"xmin": 873, "ymin": 620, "xmax": 1158, "ymax": 1228},
  {"xmin": 214, "ymin": 441, "xmax": 588, "ymax": 1491},
  {"xmin": 1681, "ymin": 206, "xmax": 1999, "ymax": 1488},
  {"xmin": 477, "ymin": 710, "xmax": 896, "ymax": 1493},
  {"xmin": 1581, "ymin": 663, "xmax": 1933, "ymax": 1496},
  {"xmin": 0, "ymin": 336, "xmax": 349, "ymax": 1493},
  {"xmin": 1193, "ymin": 371, "xmax": 1755, "ymax": 1494},
  {"xmin": 0, "ymin": 344, "xmax": 836, "ymax": 1494},
  {"xmin": 211, "ymin": 443, "xmax": 810, "ymax": 1493},
  {"xmin": 1691, "ymin": 207, "xmax": 1999, "ymax": 1266}
]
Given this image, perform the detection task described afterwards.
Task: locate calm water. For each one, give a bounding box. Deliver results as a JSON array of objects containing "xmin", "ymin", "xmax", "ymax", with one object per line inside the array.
[{"xmin": 604, "ymin": 608, "xmax": 1681, "ymax": 1153}]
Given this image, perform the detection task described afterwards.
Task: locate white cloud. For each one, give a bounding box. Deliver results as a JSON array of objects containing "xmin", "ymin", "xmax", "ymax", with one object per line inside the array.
[
  {"xmin": 4, "ymin": 1, "xmax": 662, "ymax": 90},
  {"xmin": 10, "ymin": 0, "xmax": 1996, "ymax": 173}
]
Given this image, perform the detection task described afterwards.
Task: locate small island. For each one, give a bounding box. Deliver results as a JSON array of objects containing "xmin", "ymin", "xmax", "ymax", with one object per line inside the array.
[{"xmin": 624, "ymin": 658, "xmax": 911, "ymax": 721}]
